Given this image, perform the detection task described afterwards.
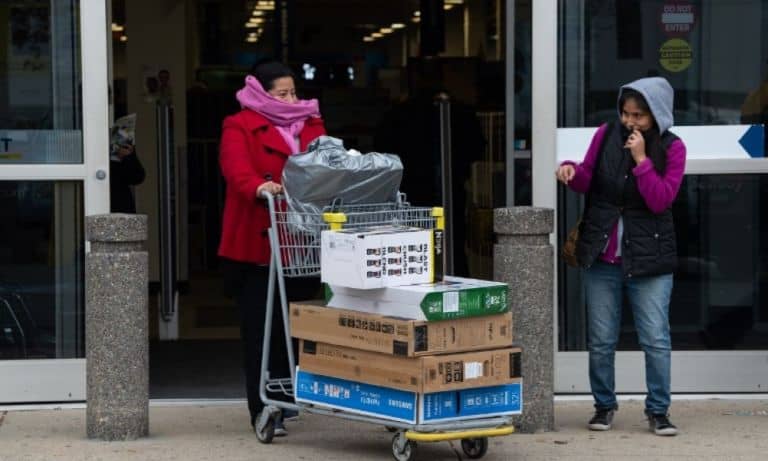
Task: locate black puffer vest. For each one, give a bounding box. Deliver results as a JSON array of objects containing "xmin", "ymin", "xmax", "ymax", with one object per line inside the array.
[{"xmin": 575, "ymin": 122, "xmax": 680, "ymax": 278}]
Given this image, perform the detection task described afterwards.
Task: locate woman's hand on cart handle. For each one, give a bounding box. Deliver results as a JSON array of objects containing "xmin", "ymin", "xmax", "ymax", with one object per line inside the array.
[{"xmin": 257, "ymin": 181, "xmax": 283, "ymax": 198}]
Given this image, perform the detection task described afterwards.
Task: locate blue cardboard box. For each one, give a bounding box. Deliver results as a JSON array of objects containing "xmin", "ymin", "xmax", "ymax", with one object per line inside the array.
[
  {"xmin": 296, "ymin": 368, "xmax": 522, "ymax": 424},
  {"xmin": 419, "ymin": 383, "xmax": 523, "ymax": 423},
  {"xmin": 295, "ymin": 368, "xmax": 418, "ymax": 423}
]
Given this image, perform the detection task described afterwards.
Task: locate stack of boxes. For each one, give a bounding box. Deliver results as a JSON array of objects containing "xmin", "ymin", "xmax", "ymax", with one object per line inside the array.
[{"xmin": 290, "ymin": 226, "xmax": 523, "ymax": 424}]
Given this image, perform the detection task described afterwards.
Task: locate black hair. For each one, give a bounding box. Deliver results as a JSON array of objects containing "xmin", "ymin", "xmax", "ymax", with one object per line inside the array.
[
  {"xmin": 619, "ymin": 89, "xmax": 652, "ymax": 118},
  {"xmin": 250, "ymin": 60, "xmax": 295, "ymax": 91}
]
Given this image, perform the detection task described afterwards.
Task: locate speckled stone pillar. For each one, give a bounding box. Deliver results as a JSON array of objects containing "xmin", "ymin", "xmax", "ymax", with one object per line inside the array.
[
  {"xmin": 86, "ymin": 214, "xmax": 149, "ymax": 440},
  {"xmin": 494, "ymin": 207, "xmax": 555, "ymax": 433}
]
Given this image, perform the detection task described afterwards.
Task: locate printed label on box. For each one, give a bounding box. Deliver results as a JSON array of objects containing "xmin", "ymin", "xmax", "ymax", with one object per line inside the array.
[
  {"xmin": 420, "ymin": 383, "xmax": 523, "ymax": 423},
  {"xmin": 295, "ymin": 369, "xmax": 418, "ymax": 423},
  {"xmin": 443, "ymin": 291, "xmax": 459, "ymax": 313},
  {"xmin": 421, "ymin": 391, "xmax": 458, "ymax": 421},
  {"xmin": 464, "ymin": 362, "xmax": 484, "ymax": 380},
  {"xmin": 458, "ymin": 383, "xmax": 522, "ymax": 418}
]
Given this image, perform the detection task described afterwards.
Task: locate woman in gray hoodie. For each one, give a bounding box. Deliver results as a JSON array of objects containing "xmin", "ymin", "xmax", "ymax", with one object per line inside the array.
[{"xmin": 556, "ymin": 77, "xmax": 687, "ymax": 436}]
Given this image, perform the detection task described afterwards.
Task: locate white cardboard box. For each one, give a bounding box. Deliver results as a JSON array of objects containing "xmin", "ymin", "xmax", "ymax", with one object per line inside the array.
[{"xmin": 321, "ymin": 226, "xmax": 434, "ymax": 289}]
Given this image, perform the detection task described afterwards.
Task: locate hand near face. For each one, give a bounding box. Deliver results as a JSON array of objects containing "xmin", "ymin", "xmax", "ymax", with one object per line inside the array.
[
  {"xmin": 556, "ymin": 164, "xmax": 576, "ymax": 185},
  {"xmin": 624, "ymin": 129, "xmax": 647, "ymax": 165},
  {"xmin": 117, "ymin": 144, "xmax": 135, "ymax": 159}
]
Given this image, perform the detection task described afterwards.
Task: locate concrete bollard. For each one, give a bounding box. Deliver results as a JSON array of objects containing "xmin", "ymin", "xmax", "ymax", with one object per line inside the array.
[
  {"xmin": 493, "ymin": 207, "xmax": 555, "ymax": 433},
  {"xmin": 86, "ymin": 214, "xmax": 149, "ymax": 440}
]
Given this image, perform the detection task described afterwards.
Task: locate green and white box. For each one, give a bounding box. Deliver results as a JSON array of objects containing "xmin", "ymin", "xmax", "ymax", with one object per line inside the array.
[{"xmin": 325, "ymin": 276, "xmax": 508, "ymax": 321}]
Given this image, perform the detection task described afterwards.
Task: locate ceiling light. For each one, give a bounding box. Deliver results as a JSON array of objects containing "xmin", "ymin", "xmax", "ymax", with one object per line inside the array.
[
  {"xmin": 413, "ymin": 11, "xmax": 420, "ymax": 16},
  {"xmin": 391, "ymin": 23, "xmax": 406, "ymax": 29},
  {"xmin": 446, "ymin": 0, "xmax": 464, "ymax": 4},
  {"xmin": 444, "ymin": 4, "xmax": 454, "ymax": 10},
  {"xmin": 363, "ymin": 37, "xmax": 374, "ymax": 42},
  {"xmin": 255, "ymin": 0, "xmax": 275, "ymax": 11},
  {"xmin": 252, "ymin": 10, "xmax": 265, "ymax": 16},
  {"xmin": 380, "ymin": 27, "xmax": 393, "ymax": 34},
  {"xmin": 248, "ymin": 17, "xmax": 265, "ymax": 24},
  {"xmin": 412, "ymin": 16, "xmax": 421, "ymax": 23},
  {"xmin": 119, "ymin": 35, "xmax": 127, "ymax": 42},
  {"xmin": 111, "ymin": 23, "xmax": 124, "ymax": 32},
  {"xmin": 245, "ymin": 22, "xmax": 262, "ymax": 28},
  {"xmin": 246, "ymin": 37, "xmax": 258, "ymax": 43},
  {"xmin": 371, "ymin": 32, "xmax": 383, "ymax": 38}
]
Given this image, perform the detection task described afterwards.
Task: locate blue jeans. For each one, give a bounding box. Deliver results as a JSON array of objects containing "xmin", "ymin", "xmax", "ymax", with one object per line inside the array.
[{"xmin": 584, "ymin": 261, "xmax": 673, "ymax": 415}]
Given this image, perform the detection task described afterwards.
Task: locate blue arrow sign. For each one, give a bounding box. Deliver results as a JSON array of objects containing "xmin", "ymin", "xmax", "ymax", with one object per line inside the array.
[{"xmin": 738, "ymin": 124, "xmax": 765, "ymax": 158}]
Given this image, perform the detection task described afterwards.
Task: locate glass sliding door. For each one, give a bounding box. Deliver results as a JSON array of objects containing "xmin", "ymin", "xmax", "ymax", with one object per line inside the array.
[
  {"xmin": 0, "ymin": 1, "xmax": 109, "ymax": 403},
  {"xmin": 555, "ymin": 0, "xmax": 768, "ymax": 392},
  {"xmin": 0, "ymin": 181, "xmax": 84, "ymax": 360}
]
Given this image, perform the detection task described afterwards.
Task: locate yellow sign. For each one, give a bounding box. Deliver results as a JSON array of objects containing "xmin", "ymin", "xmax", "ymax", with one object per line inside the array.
[
  {"xmin": 0, "ymin": 153, "xmax": 23, "ymax": 160},
  {"xmin": 659, "ymin": 38, "xmax": 692, "ymax": 72}
]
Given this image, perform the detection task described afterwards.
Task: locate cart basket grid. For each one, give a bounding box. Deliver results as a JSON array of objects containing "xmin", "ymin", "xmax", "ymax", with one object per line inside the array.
[{"xmin": 272, "ymin": 199, "xmax": 438, "ymax": 277}]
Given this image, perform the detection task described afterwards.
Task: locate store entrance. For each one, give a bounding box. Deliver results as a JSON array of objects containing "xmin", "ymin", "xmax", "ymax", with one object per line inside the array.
[{"xmin": 111, "ymin": 0, "xmax": 523, "ymax": 399}]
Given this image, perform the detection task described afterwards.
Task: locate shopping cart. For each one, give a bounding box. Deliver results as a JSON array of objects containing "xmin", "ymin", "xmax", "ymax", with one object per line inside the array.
[{"xmin": 255, "ymin": 191, "xmax": 515, "ymax": 461}]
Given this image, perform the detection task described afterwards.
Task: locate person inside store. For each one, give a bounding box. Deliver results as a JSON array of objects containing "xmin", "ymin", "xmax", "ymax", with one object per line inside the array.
[
  {"xmin": 373, "ymin": 66, "xmax": 485, "ymax": 277},
  {"xmin": 109, "ymin": 143, "xmax": 145, "ymax": 214},
  {"xmin": 218, "ymin": 59, "xmax": 325, "ymax": 437},
  {"xmin": 555, "ymin": 77, "xmax": 687, "ymax": 436},
  {"xmin": 157, "ymin": 69, "xmax": 173, "ymax": 104}
]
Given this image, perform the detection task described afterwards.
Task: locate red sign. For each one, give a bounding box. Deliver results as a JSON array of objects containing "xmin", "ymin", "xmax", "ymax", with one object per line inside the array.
[{"xmin": 660, "ymin": 2, "xmax": 696, "ymax": 37}]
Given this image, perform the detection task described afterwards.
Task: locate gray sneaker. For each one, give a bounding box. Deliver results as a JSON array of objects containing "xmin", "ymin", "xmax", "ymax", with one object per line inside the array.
[
  {"xmin": 646, "ymin": 412, "xmax": 678, "ymax": 436},
  {"xmin": 273, "ymin": 414, "xmax": 287, "ymax": 437},
  {"xmin": 588, "ymin": 407, "xmax": 616, "ymax": 431}
]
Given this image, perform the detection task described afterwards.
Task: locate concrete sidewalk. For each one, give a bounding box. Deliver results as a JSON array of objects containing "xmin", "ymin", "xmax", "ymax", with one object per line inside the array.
[{"xmin": 1, "ymin": 399, "xmax": 767, "ymax": 461}]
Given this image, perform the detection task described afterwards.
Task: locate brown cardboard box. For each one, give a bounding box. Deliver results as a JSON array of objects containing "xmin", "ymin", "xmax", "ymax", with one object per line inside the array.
[
  {"xmin": 299, "ymin": 340, "xmax": 522, "ymax": 393},
  {"xmin": 290, "ymin": 301, "xmax": 513, "ymax": 356}
]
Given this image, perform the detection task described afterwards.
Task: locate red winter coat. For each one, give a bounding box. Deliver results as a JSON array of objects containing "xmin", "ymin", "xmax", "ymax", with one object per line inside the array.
[{"xmin": 218, "ymin": 109, "xmax": 326, "ymax": 264}]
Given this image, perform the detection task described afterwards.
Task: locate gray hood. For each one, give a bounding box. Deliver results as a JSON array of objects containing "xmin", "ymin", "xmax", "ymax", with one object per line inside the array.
[{"xmin": 617, "ymin": 77, "xmax": 674, "ymax": 134}]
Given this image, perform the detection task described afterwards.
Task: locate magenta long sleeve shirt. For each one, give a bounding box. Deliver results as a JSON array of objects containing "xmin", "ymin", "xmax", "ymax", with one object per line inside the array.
[{"xmin": 562, "ymin": 123, "xmax": 687, "ymax": 264}]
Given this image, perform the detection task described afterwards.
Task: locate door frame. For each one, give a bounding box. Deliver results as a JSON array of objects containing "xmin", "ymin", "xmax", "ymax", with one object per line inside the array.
[
  {"xmin": 0, "ymin": 1, "xmax": 109, "ymax": 403},
  {"xmin": 532, "ymin": 0, "xmax": 768, "ymax": 393}
]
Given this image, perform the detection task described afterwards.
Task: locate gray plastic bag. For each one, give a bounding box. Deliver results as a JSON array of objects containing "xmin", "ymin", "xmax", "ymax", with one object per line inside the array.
[{"xmin": 281, "ymin": 136, "xmax": 403, "ymax": 221}]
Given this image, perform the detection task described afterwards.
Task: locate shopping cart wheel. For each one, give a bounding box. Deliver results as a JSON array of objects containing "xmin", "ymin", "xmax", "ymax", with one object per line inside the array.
[
  {"xmin": 255, "ymin": 407, "xmax": 279, "ymax": 444},
  {"xmin": 391, "ymin": 432, "xmax": 416, "ymax": 461},
  {"xmin": 460, "ymin": 437, "xmax": 488, "ymax": 459},
  {"xmin": 255, "ymin": 418, "xmax": 275, "ymax": 444}
]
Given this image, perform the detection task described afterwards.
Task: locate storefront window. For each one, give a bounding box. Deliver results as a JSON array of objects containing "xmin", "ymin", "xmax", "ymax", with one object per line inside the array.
[
  {"xmin": 0, "ymin": 1, "xmax": 82, "ymax": 163},
  {"xmin": 0, "ymin": 181, "xmax": 84, "ymax": 359},
  {"xmin": 559, "ymin": 0, "xmax": 767, "ymax": 132},
  {"xmin": 560, "ymin": 175, "xmax": 768, "ymax": 351},
  {"xmin": 557, "ymin": 0, "xmax": 768, "ymax": 351}
]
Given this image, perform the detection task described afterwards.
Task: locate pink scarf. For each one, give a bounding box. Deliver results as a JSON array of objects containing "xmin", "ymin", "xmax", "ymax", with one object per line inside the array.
[{"xmin": 236, "ymin": 75, "xmax": 321, "ymax": 154}]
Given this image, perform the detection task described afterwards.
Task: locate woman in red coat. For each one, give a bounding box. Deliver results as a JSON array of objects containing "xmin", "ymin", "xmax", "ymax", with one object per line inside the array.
[{"xmin": 219, "ymin": 61, "xmax": 325, "ymax": 437}]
